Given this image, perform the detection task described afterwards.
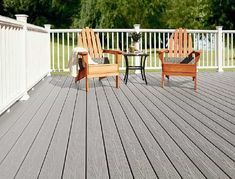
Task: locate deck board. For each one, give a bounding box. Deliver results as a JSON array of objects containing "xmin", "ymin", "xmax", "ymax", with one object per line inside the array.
[
  {"xmin": 15, "ymin": 76, "xmax": 73, "ymax": 179},
  {"xmin": 103, "ymin": 79, "xmax": 157, "ymax": 179},
  {"xmin": 0, "ymin": 72, "xmax": 235, "ymax": 179},
  {"xmin": 86, "ymin": 79, "xmax": 109, "ymax": 179},
  {"xmin": 129, "ymin": 74, "xmax": 234, "ymax": 178},
  {"xmin": 62, "ymin": 80, "xmax": 86, "ymax": 179},
  {"xmin": 37, "ymin": 76, "xmax": 75, "ymax": 179},
  {"xmin": 94, "ymin": 80, "xmax": 133, "ymax": 179}
]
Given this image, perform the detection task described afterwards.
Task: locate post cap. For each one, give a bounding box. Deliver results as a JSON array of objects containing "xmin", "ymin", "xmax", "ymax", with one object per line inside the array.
[{"xmin": 15, "ymin": 14, "xmax": 28, "ymax": 23}]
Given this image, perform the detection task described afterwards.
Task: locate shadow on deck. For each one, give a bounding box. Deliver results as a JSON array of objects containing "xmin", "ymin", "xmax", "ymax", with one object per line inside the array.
[{"xmin": 0, "ymin": 72, "xmax": 235, "ymax": 178}]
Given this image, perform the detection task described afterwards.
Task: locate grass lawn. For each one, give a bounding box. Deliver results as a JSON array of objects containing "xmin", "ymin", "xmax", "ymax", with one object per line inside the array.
[{"xmin": 51, "ymin": 40, "xmax": 235, "ymax": 72}]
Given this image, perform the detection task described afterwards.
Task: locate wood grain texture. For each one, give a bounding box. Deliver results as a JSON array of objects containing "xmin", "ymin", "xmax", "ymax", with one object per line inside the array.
[
  {"xmin": 86, "ymin": 79, "xmax": 109, "ymax": 179},
  {"xmin": 38, "ymin": 77, "xmax": 77, "ymax": 179},
  {"xmin": 0, "ymin": 73, "xmax": 234, "ymax": 178},
  {"xmin": 95, "ymin": 79, "xmax": 133, "ymax": 179},
  {"xmin": 14, "ymin": 77, "xmax": 72, "ymax": 179},
  {"xmin": 0, "ymin": 76, "xmax": 67, "ymax": 178},
  {"xmin": 62, "ymin": 79, "xmax": 86, "ymax": 179}
]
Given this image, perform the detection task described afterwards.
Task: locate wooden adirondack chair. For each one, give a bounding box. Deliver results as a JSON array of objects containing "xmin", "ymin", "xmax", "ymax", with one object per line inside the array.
[
  {"xmin": 157, "ymin": 28, "xmax": 201, "ymax": 90},
  {"xmin": 76, "ymin": 27, "xmax": 122, "ymax": 92}
]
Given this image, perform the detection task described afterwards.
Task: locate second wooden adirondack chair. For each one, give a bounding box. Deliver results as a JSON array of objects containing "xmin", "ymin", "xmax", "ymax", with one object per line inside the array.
[
  {"xmin": 76, "ymin": 27, "xmax": 122, "ymax": 92},
  {"xmin": 157, "ymin": 28, "xmax": 201, "ymax": 90}
]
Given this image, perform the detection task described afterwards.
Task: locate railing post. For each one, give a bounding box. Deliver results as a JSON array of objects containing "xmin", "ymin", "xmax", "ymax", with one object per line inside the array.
[
  {"xmin": 44, "ymin": 24, "xmax": 51, "ymax": 76},
  {"xmin": 15, "ymin": 14, "xmax": 30, "ymax": 100},
  {"xmin": 134, "ymin": 24, "xmax": 141, "ymax": 74},
  {"xmin": 216, "ymin": 26, "xmax": 223, "ymax": 72}
]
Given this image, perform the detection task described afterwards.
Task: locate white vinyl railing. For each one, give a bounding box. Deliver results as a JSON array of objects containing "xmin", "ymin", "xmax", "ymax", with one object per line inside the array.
[
  {"xmin": 0, "ymin": 15, "xmax": 50, "ymax": 115},
  {"xmin": 50, "ymin": 27, "xmax": 235, "ymax": 71}
]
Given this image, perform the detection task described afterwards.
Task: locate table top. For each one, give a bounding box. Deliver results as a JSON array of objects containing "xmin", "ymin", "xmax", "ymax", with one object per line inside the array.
[{"xmin": 123, "ymin": 51, "xmax": 149, "ymax": 56}]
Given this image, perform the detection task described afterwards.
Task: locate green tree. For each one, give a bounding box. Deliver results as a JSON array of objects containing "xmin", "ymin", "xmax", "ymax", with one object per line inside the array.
[
  {"xmin": 164, "ymin": 0, "xmax": 211, "ymax": 29},
  {"xmin": 2, "ymin": 0, "xmax": 80, "ymax": 28},
  {"xmin": 207, "ymin": 0, "xmax": 235, "ymax": 29},
  {"xmin": 73, "ymin": 0, "xmax": 168, "ymax": 28}
]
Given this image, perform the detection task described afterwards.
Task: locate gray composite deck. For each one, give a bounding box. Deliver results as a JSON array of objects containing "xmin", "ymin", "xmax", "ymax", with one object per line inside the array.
[{"xmin": 0, "ymin": 72, "xmax": 235, "ymax": 179}]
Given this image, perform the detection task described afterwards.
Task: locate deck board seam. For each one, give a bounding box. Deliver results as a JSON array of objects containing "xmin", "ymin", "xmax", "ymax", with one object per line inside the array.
[
  {"xmin": 147, "ymin": 73, "xmax": 235, "ymax": 143},
  {"xmin": 118, "ymin": 75, "xmax": 207, "ymax": 178},
  {"xmin": 106, "ymin": 78, "xmax": 159, "ymax": 179},
  {"xmin": 0, "ymin": 76, "xmax": 63, "ymax": 167},
  {"xmin": 109, "ymin": 77, "xmax": 182, "ymax": 178},
  {"xmin": 61, "ymin": 80, "xmax": 79, "ymax": 179},
  {"xmin": 172, "ymin": 78, "xmax": 235, "ymax": 126},
  {"xmin": 36, "ymin": 76, "xmax": 73, "ymax": 178},
  {"xmin": 0, "ymin": 77, "xmax": 55, "ymax": 141},
  {"xmin": 102, "ymin": 81, "xmax": 135, "ymax": 179},
  {"xmin": 94, "ymin": 79, "xmax": 111, "ymax": 179},
  {"xmin": 148, "ymin": 73, "xmax": 235, "ymax": 132},
  {"xmin": 136, "ymin": 74, "xmax": 233, "ymax": 177},
  {"xmin": 177, "ymin": 76, "xmax": 235, "ymax": 117},
  {"xmin": 124, "ymin": 74, "xmax": 234, "ymax": 178},
  {"xmin": 14, "ymin": 76, "xmax": 72, "ymax": 178},
  {"xmin": 143, "ymin": 74, "xmax": 235, "ymax": 162}
]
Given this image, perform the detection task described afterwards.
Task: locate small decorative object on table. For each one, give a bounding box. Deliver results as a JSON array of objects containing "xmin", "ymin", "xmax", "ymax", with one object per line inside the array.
[
  {"xmin": 129, "ymin": 31, "xmax": 142, "ymax": 52},
  {"xmin": 130, "ymin": 32, "xmax": 141, "ymax": 43}
]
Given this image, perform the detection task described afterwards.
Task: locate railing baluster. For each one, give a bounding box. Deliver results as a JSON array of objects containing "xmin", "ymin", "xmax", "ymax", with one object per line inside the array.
[
  {"xmin": 57, "ymin": 32, "xmax": 60, "ymax": 71},
  {"xmin": 102, "ymin": 32, "xmax": 104, "ymax": 49},
  {"xmin": 206, "ymin": 33, "xmax": 208, "ymax": 67},
  {"xmin": 214, "ymin": 33, "xmax": 217, "ymax": 66},
  {"xmin": 62, "ymin": 32, "xmax": 65, "ymax": 70},
  {"xmin": 210, "ymin": 33, "xmax": 214, "ymax": 66},
  {"xmin": 72, "ymin": 32, "xmax": 75, "ymax": 50},
  {"xmin": 223, "ymin": 32, "xmax": 225, "ymax": 67},
  {"xmin": 154, "ymin": 32, "xmax": 156, "ymax": 67},
  {"xmin": 158, "ymin": 33, "xmax": 160, "ymax": 49},
  {"xmin": 52, "ymin": 32, "xmax": 54, "ymax": 71},
  {"xmin": 121, "ymin": 32, "xmax": 124, "ymax": 68},
  {"xmin": 67, "ymin": 32, "xmax": 70, "ymax": 68},
  {"xmin": 232, "ymin": 33, "xmax": 234, "ymax": 67},
  {"xmin": 227, "ymin": 33, "xmax": 230, "ymax": 67},
  {"xmin": 149, "ymin": 32, "xmax": 152, "ymax": 69}
]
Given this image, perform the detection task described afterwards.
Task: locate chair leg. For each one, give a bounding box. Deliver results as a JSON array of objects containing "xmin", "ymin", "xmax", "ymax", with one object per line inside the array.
[
  {"xmin": 86, "ymin": 77, "xmax": 89, "ymax": 92},
  {"xmin": 116, "ymin": 76, "xmax": 120, "ymax": 88},
  {"xmin": 194, "ymin": 76, "xmax": 197, "ymax": 91},
  {"xmin": 161, "ymin": 73, "xmax": 164, "ymax": 88}
]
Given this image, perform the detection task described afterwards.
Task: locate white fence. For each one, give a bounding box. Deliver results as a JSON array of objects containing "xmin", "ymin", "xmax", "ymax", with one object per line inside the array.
[
  {"xmin": 0, "ymin": 15, "xmax": 50, "ymax": 115},
  {"xmin": 50, "ymin": 27, "xmax": 235, "ymax": 71}
]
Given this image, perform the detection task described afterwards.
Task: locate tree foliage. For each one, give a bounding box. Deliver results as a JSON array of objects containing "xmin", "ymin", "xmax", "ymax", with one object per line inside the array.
[
  {"xmin": 207, "ymin": 0, "xmax": 235, "ymax": 29},
  {"xmin": 1, "ymin": 0, "xmax": 235, "ymax": 29}
]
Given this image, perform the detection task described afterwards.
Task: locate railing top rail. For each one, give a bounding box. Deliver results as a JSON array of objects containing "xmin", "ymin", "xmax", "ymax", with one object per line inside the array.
[
  {"xmin": 50, "ymin": 28, "xmax": 217, "ymax": 33},
  {"xmin": 222, "ymin": 30, "xmax": 235, "ymax": 33},
  {"xmin": 26, "ymin": 23, "xmax": 47, "ymax": 33},
  {"xmin": 0, "ymin": 15, "xmax": 47, "ymax": 33},
  {"xmin": 0, "ymin": 15, "xmax": 23, "ymax": 28}
]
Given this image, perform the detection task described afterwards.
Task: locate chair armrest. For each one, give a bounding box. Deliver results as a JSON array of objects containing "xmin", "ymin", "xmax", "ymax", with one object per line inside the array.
[
  {"xmin": 103, "ymin": 49, "xmax": 123, "ymax": 55},
  {"xmin": 156, "ymin": 49, "xmax": 169, "ymax": 54},
  {"xmin": 103, "ymin": 49, "xmax": 122, "ymax": 65},
  {"xmin": 157, "ymin": 49, "xmax": 169, "ymax": 64}
]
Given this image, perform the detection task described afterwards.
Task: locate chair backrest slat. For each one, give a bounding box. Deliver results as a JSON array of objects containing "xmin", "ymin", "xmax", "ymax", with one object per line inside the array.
[
  {"xmin": 77, "ymin": 27, "xmax": 103, "ymax": 58},
  {"xmin": 183, "ymin": 29, "xmax": 187, "ymax": 56},
  {"xmin": 179, "ymin": 28, "xmax": 183, "ymax": 56},
  {"xmin": 96, "ymin": 33, "xmax": 103, "ymax": 58},
  {"xmin": 169, "ymin": 28, "xmax": 193, "ymax": 57}
]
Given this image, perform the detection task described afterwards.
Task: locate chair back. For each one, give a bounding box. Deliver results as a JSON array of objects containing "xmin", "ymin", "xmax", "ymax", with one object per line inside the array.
[
  {"xmin": 77, "ymin": 27, "xmax": 103, "ymax": 58},
  {"xmin": 169, "ymin": 28, "xmax": 193, "ymax": 58}
]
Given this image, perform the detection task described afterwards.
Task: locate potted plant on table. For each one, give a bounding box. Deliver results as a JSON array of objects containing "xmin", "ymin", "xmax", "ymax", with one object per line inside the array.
[{"xmin": 129, "ymin": 32, "xmax": 141, "ymax": 52}]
